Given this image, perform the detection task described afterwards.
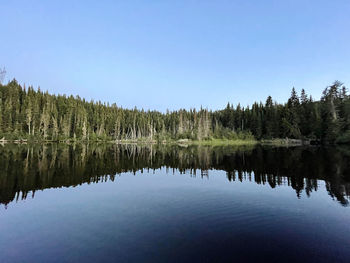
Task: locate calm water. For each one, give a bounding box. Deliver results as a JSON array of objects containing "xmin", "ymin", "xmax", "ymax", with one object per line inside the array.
[{"xmin": 0, "ymin": 144, "xmax": 350, "ymax": 263}]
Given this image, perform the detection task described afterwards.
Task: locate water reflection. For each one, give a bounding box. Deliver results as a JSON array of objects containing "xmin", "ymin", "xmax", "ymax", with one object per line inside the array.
[{"xmin": 0, "ymin": 143, "xmax": 349, "ymax": 207}]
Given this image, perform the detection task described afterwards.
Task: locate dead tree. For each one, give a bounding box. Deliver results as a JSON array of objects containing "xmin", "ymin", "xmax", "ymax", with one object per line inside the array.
[{"xmin": 0, "ymin": 67, "xmax": 6, "ymax": 84}]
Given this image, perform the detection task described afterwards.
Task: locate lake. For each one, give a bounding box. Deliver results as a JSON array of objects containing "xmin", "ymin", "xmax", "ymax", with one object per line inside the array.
[{"xmin": 0, "ymin": 144, "xmax": 350, "ymax": 262}]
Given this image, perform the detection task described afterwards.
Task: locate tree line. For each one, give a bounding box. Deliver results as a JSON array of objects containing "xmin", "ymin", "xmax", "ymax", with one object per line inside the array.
[{"xmin": 0, "ymin": 79, "xmax": 349, "ymax": 143}]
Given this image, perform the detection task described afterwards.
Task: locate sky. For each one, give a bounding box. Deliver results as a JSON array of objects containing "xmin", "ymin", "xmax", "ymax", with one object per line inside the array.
[{"xmin": 1, "ymin": 0, "xmax": 350, "ymax": 111}]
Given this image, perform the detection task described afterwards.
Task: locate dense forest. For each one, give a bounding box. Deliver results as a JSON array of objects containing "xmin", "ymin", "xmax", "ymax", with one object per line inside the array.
[{"xmin": 0, "ymin": 78, "xmax": 349, "ymax": 144}]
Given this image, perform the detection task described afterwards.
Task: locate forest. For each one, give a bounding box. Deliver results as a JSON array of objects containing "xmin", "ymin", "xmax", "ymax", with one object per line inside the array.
[{"xmin": 0, "ymin": 78, "xmax": 349, "ymax": 144}]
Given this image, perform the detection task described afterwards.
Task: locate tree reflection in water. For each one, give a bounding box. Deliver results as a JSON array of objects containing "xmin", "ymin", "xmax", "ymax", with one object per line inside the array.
[{"xmin": 0, "ymin": 143, "xmax": 349, "ymax": 207}]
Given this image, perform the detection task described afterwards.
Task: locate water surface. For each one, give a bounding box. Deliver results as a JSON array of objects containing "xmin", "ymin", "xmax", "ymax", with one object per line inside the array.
[{"xmin": 0, "ymin": 144, "xmax": 350, "ymax": 262}]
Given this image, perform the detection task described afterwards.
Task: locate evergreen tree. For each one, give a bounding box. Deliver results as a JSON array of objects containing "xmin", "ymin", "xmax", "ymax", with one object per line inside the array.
[{"xmin": 0, "ymin": 79, "xmax": 348, "ymax": 144}]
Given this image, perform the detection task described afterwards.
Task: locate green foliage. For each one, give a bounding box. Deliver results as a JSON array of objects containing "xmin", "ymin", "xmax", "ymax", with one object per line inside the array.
[
  {"xmin": 336, "ymin": 131, "xmax": 350, "ymax": 144},
  {"xmin": 0, "ymin": 79, "xmax": 349, "ymax": 144}
]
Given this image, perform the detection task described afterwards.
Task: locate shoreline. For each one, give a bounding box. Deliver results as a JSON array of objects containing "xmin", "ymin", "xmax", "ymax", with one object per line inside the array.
[{"xmin": 0, "ymin": 138, "xmax": 321, "ymax": 146}]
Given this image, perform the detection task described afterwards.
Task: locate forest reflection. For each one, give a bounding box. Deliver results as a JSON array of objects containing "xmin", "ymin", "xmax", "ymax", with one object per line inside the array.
[{"xmin": 1, "ymin": 143, "xmax": 350, "ymax": 207}]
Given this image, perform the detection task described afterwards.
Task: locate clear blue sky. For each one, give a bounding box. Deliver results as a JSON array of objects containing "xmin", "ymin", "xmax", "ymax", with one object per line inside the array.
[{"xmin": 1, "ymin": 0, "xmax": 349, "ymax": 111}]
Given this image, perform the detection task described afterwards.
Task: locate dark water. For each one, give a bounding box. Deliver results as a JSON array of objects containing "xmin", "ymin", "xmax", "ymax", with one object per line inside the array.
[{"xmin": 0, "ymin": 144, "xmax": 350, "ymax": 263}]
